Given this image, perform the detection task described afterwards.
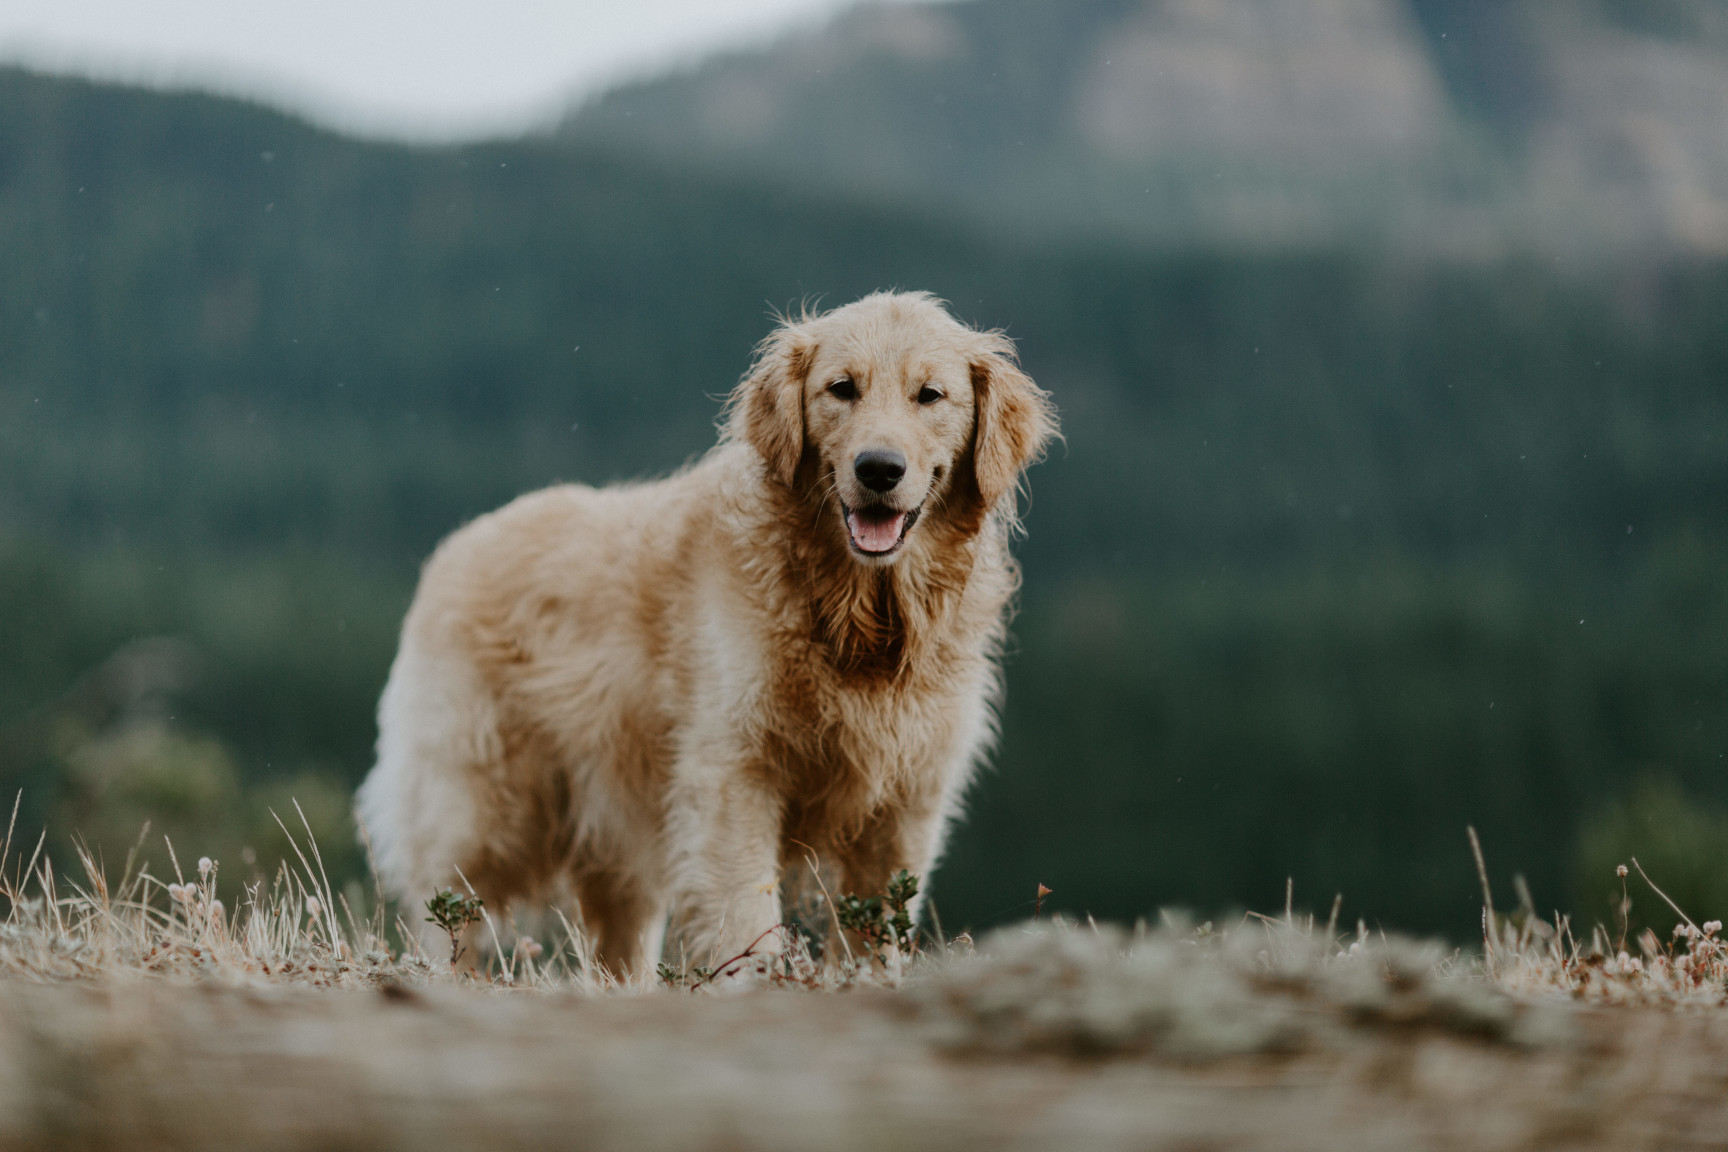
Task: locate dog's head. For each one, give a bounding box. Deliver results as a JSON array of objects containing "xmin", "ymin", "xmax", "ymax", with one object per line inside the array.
[{"xmin": 730, "ymin": 291, "xmax": 1056, "ymax": 564}]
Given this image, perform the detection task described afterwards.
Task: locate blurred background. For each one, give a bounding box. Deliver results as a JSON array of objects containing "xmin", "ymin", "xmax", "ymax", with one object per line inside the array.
[{"xmin": 0, "ymin": 0, "xmax": 1723, "ymax": 940}]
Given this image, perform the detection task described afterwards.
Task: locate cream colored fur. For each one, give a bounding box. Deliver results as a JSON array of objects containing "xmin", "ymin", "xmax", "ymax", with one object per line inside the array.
[{"xmin": 356, "ymin": 291, "xmax": 1056, "ymax": 976}]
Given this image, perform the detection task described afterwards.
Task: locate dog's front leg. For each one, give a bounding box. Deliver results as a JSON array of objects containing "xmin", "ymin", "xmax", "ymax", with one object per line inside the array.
[{"xmin": 661, "ymin": 764, "xmax": 786, "ymax": 971}]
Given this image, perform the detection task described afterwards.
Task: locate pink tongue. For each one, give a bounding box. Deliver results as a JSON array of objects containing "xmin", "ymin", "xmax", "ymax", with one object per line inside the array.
[{"xmin": 849, "ymin": 510, "xmax": 907, "ymax": 553}]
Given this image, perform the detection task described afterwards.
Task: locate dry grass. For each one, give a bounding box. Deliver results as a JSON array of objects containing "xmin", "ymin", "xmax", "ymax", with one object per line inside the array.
[
  {"xmin": 2, "ymin": 802, "xmax": 1725, "ymax": 1010},
  {"xmin": 4, "ymin": 810, "xmax": 1728, "ymax": 1149},
  {"xmin": 0, "ymin": 799, "xmax": 620, "ymax": 993},
  {"xmin": 1465, "ymin": 826, "xmax": 1728, "ymax": 1007},
  {"xmin": 0, "ymin": 798, "xmax": 940, "ymax": 995}
]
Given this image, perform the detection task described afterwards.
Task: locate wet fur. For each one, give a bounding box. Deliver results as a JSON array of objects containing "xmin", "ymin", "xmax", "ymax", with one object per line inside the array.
[{"xmin": 356, "ymin": 292, "xmax": 1055, "ymax": 975}]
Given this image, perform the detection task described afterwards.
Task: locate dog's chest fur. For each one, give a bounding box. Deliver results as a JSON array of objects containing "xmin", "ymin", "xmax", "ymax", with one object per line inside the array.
[{"xmin": 737, "ymin": 541, "xmax": 1003, "ymax": 839}]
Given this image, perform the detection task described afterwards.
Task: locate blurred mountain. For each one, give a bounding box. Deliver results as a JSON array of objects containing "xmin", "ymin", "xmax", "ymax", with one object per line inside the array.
[{"xmin": 564, "ymin": 0, "xmax": 1728, "ymax": 258}]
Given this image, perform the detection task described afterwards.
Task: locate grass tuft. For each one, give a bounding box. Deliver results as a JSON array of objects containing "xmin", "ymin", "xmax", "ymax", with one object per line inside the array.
[{"xmin": 0, "ymin": 810, "xmax": 1723, "ymax": 1014}]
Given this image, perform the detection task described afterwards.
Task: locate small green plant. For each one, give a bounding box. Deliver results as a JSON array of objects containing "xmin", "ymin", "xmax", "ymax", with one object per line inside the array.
[
  {"xmin": 424, "ymin": 888, "xmax": 485, "ymax": 969},
  {"xmin": 836, "ymin": 869, "xmax": 920, "ymax": 960}
]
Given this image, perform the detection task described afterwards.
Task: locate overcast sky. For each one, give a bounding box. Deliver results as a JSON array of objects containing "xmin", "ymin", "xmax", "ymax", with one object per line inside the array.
[{"xmin": 0, "ymin": 0, "xmax": 911, "ymax": 141}]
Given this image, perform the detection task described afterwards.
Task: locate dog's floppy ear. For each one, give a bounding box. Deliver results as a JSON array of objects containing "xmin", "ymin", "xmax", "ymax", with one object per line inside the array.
[
  {"xmin": 970, "ymin": 335, "xmax": 1057, "ymax": 507},
  {"xmin": 732, "ymin": 324, "xmax": 815, "ymax": 487}
]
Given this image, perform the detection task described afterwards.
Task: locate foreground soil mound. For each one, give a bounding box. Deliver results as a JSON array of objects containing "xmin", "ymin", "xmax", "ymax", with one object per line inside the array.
[{"xmin": 4, "ymin": 925, "xmax": 1727, "ymax": 1152}]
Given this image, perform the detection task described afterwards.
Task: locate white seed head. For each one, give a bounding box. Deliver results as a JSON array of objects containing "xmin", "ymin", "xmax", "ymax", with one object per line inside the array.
[
  {"xmin": 168, "ymin": 883, "xmax": 193, "ymax": 904},
  {"xmin": 304, "ymin": 896, "xmax": 323, "ymax": 917},
  {"xmin": 1615, "ymin": 864, "xmax": 1628, "ymax": 878},
  {"xmin": 1705, "ymin": 921, "xmax": 1722, "ymax": 937},
  {"xmin": 208, "ymin": 899, "xmax": 224, "ymax": 920},
  {"xmin": 521, "ymin": 937, "xmax": 544, "ymax": 958},
  {"xmin": 197, "ymin": 857, "xmax": 213, "ymax": 877}
]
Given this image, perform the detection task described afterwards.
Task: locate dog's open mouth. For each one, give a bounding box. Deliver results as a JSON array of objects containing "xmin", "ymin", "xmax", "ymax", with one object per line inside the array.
[{"xmin": 843, "ymin": 503, "xmax": 920, "ymax": 556}]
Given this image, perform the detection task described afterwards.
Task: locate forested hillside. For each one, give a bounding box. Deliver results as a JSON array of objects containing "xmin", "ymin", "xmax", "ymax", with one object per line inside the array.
[{"xmin": 1, "ymin": 65, "xmax": 1724, "ymax": 934}]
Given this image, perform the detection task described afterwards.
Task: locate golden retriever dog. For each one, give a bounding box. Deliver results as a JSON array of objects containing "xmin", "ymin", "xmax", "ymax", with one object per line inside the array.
[{"xmin": 356, "ymin": 291, "xmax": 1056, "ymax": 976}]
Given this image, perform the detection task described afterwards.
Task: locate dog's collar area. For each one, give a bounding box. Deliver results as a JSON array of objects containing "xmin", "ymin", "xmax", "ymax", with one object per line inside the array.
[{"xmin": 842, "ymin": 501, "xmax": 921, "ymax": 556}]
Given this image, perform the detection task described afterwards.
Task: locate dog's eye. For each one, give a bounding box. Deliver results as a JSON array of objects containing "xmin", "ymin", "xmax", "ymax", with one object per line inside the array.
[
  {"xmin": 916, "ymin": 385, "xmax": 944, "ymax": 405},
  {"xmin": 828, "ymin": 378, "xmax": 859, "ymax": 401}
]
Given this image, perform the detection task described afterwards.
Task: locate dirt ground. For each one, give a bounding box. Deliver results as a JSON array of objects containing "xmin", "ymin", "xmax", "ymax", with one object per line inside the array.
[{"xmin": 4, "ymin": 976, "xmax": 1727, "ymax": 1152}]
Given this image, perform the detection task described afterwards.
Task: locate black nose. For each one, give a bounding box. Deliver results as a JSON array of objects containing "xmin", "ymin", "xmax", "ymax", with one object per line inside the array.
[{"xmin": 854, "ymin": 449, "xmax": 906, "ymax": 493}]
